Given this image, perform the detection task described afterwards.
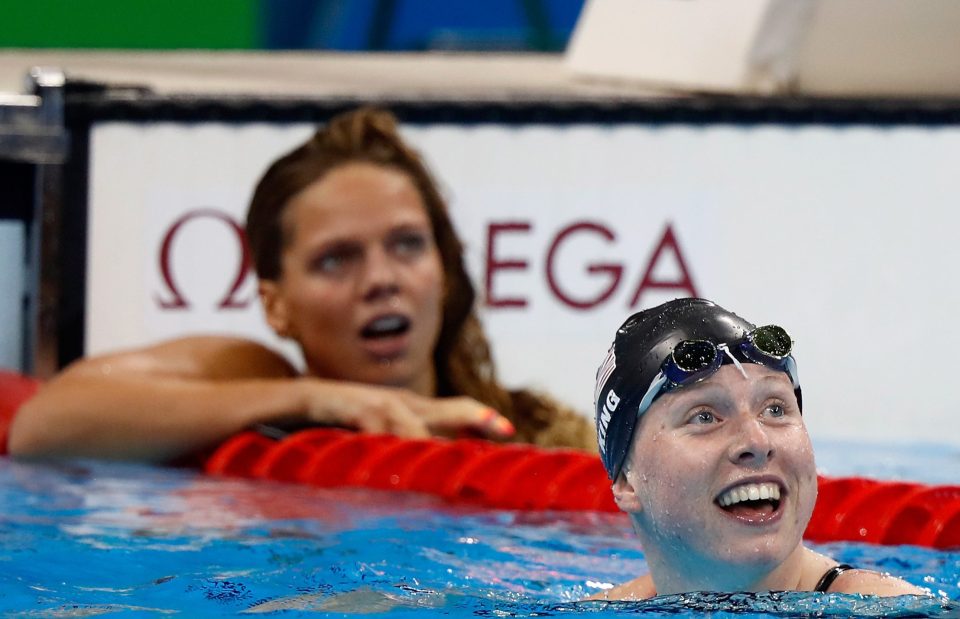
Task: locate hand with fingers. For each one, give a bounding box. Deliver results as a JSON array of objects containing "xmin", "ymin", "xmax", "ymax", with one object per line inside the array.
[
  {"xmin": 300, "ymin": 380, "xmax": 515, "ymax": 441},
  {"xmin": 398, "ymin": 393, "xmax": 515, "ymax": 439}
]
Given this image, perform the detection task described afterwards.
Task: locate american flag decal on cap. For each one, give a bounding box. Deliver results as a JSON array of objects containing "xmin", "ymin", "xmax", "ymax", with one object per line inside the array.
[{"xmin": 594, "ymin": 344, "xmax": 617, "ymax": 410}]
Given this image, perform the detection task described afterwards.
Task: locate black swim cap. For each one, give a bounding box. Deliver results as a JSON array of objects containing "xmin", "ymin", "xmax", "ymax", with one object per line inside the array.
[{"xmin": 593, "ymin": 298, "xmax": 802, "ymax": 480}]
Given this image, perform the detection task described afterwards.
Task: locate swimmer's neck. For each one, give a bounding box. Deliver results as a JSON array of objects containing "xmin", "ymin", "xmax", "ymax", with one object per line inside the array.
[{"xmin": 645, "ymin": 544, "xmax": 814, "ymax": 595}]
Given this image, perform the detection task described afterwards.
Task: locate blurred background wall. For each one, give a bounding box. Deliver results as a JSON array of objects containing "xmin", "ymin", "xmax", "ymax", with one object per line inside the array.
[
  {"xmin": 0, "ymin": 1, "xmax": 585, "ymax": 52},
  {"xmin": 0, "ymin": 0, "xmax": 588, "ymax": 375},
  {"xmin": 3, "ymin": 1, "xmax": 960, "ymax": 448}
]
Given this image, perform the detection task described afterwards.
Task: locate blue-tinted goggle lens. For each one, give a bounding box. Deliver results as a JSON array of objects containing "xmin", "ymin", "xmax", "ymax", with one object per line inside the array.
[
  {"xmin": 664, "ymin": 339, "xmax": 722, "ymax": 384},
  {"xmin": 746, "ymin": 324, "xmax": 793, "ymax": 359},
  {"xmin": 673, "ymin": 339, "xmax": 720, "ymax": 371},
  {"xmin": 663, "ymin": 325, "xmax": 794, "ymax": 389}
]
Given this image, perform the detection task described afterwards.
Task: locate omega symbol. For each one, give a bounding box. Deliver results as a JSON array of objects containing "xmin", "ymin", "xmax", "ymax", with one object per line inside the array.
[{"xmin": 155, "ymin": 208, "xmax": 253, "ymax": 310}]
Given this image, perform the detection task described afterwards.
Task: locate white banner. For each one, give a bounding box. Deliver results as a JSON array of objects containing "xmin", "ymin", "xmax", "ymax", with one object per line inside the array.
[{"xmin": 88, "ymin": 121, "xmax": 960, "ymax": 448}]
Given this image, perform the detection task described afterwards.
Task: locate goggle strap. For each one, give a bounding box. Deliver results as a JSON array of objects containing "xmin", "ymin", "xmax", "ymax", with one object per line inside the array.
[
  {"xmin": 784, "ymin": 355, "xmax": 800, "ymax": 389},
  {"xmin": 636, "ymin": 371, "xmax": 668, "ymax": 419},
  {"xmin": 720, "ymin": 344, "xmax": 748, "ymax": 379}
]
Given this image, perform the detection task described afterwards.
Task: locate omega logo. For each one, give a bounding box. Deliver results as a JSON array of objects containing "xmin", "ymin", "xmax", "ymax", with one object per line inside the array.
[
  {"xmin": 485, "ymin": 220, "xmax": 699, "ymax": 310},
  {"xmin": 155, "ymin": 208, "xmax": 253, "ymax": 310},
  {"xmin": 155, "ymin": 211, "xmax": 699, "ymax": 313}
]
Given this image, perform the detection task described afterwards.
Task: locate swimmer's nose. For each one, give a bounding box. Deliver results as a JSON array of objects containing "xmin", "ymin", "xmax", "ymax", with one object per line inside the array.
[
  {"xmin": 728, "ymin": 417, "xmax": 774, "ymax": 467},
  {"xmin": 361, "ymin": 247, "xmax": 401, "ymax": 301}
]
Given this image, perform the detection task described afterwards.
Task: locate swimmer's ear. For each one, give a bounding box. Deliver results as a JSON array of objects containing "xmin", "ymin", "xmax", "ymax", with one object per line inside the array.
[
  {"xmin": 259, "ymin": 281, "xmax": 293, "ymax": 339},
  {"xmin": 611, "ymin": 470, "xmax": 643, "ymax": 513}
]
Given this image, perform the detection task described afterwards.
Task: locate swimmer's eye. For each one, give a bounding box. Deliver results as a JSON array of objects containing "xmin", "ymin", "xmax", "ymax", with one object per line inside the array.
[
  {"xmin": 311, "ymin": 246, "xmax": 360, "ymax": 275},
  {"xmin": 390, "ymin": 230, "xmax": 430, "ymax": 258},
  {"xmin": 688, "ymin": 410, "xmax": 717, "ymax": 425},
  {"xmin": 764, "ymin": 403, "xmax": 786, "ymax": 418}
]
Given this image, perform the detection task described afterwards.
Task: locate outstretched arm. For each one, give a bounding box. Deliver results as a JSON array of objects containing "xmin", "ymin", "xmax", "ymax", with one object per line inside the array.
[
  {"xmin": 9, "ymin": 336, "xmax": 514, "ymax": 463},
  {"xmin": 10, "ymin": 336, "xmax": 308, "ymax": 462}
]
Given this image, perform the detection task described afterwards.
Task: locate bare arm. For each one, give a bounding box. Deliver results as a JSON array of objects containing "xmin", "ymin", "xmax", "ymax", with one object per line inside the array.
[
  {"xmin": 10, "ymin": 337, "xmax": 305, "ymax": 462},
  {"xmin": 9, "ymin": 336, "xmax": 514, "ymax": 463}
]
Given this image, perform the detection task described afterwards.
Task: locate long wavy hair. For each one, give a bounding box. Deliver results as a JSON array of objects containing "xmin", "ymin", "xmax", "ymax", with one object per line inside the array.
[{"xmin": 245, "ymin": 107, "xmax": 521, "ymax": 418}]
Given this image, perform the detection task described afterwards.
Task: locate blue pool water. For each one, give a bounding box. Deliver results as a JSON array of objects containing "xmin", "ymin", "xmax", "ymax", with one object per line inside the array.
[{"xmin": 2, "ymin": 439, "xmax": 959, "ymax": 618}]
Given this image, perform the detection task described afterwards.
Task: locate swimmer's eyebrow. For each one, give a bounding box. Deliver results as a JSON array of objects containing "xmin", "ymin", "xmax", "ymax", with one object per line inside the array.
[
  {"xmin": 388, "ymin": 221, "xmax": 432, "ymax": 234},
  {"xmin": 752, "ymin": 373, "xmax": 795, "ymax": 392},
  {"xmin": 669, "ymin": 373, "xmax": 794, "ymax": 409},
  {"xmin": 669, "ymin": 382, "xmax": 735, "ymax": 409}
]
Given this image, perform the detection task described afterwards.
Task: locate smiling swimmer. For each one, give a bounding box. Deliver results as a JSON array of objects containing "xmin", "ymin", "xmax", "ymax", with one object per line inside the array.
[{"xmin": 588, "ymin": 298, "xmax": 927, "ymax": 599}]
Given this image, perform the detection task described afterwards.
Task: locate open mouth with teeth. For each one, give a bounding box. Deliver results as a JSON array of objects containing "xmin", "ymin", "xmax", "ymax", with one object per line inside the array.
[
  {"xmin": 715, "ymin": 482, "xmax": 783, "ymax": 523},
  {"xmin": 361, "ymin": 314, "xmax": 411, "ymax": 339}
]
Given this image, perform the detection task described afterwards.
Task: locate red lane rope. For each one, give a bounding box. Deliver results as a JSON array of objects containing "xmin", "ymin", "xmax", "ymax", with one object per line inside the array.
[
  {"xmin": 203, "ymin": 428, "xmax": 619, "ymax": 512},
  {"xmin": 0, "ymin": 370, "xmax": 40, "ymax": 455},
  {"xmin": 205, "ymin": 429, "xmax": 960, "ymax": 549},
  {"xmin": 0, "ymin": 371, "xmax": 957, "ymax": 548}
]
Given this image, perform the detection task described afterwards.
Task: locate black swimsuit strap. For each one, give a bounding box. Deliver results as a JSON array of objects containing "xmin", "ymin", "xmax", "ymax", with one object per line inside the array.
[{"xmin": 814, "ymin": 563, "xmax": 854, "ymax": 592}]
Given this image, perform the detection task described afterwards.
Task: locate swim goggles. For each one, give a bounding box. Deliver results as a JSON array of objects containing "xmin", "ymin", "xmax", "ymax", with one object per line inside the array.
[{"xmin": 636, "ymin": 325, "xmax": 800, "ymax": 418}]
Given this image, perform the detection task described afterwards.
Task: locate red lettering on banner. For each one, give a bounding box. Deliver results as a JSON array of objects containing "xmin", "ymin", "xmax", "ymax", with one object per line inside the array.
[
  {"xmin": 483, "ymin": 219, "xmax": 698, "ymax": 311},
  {"xmin": 485, "ymin": 222, "xmax": 531, "ymax": 308},
  {"xmin": 628, "ymin": 223, "xmax": 699, "ymax": 307},
  {"xmin": 546, "ymin": 222, "xmax": 622, "ymax": 310},
  {"xmin": 156, "ymin": 208, "xmax": 253, "ymax": 310}
]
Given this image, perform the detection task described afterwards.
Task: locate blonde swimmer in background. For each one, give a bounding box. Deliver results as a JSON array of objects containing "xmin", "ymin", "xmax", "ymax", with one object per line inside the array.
[
  {"xmin": 588, "ymin": 298, "xmax": 926, "ymax": 599},
  {"xmin": 10, "ymin": 107, "xmax": 593, "ymax": 463}
]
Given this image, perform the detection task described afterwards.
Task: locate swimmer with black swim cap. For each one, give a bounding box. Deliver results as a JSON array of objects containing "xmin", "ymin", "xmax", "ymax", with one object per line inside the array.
[{"xmin": 587, "ymin": 298, "xmax": 926, "ymax": 600}]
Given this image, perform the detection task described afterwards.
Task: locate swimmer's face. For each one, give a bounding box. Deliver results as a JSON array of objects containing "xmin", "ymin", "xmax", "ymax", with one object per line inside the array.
[
  {"xmin": 615, "ymin": 364, "xmax": 817, "ymax": 584},
  {"xmin": 260, "ymin": 162, "xmax": 444, "ymax": 393}
]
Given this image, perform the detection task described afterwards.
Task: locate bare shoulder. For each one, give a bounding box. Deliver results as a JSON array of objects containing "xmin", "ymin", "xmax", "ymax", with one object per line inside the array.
[
  {"xmin": 584, "ymin": 573, "xmax": 656, "ymax": 601},
  {"xmin": 60, "ymin": 336, "xmax": 297, "ymax": 381},
  {"xmin": 832, "ymin": 569, "xmax": 930, "ymax": 597}
]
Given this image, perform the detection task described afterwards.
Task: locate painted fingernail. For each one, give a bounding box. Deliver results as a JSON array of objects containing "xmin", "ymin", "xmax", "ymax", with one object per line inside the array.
[
  {"xmin": 480, "ymin": 408, "xmax": 498, "ymax": 424},
  {"xmin": 480, "ymin": 408, "xmax": 515, "ymax": 436}
]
